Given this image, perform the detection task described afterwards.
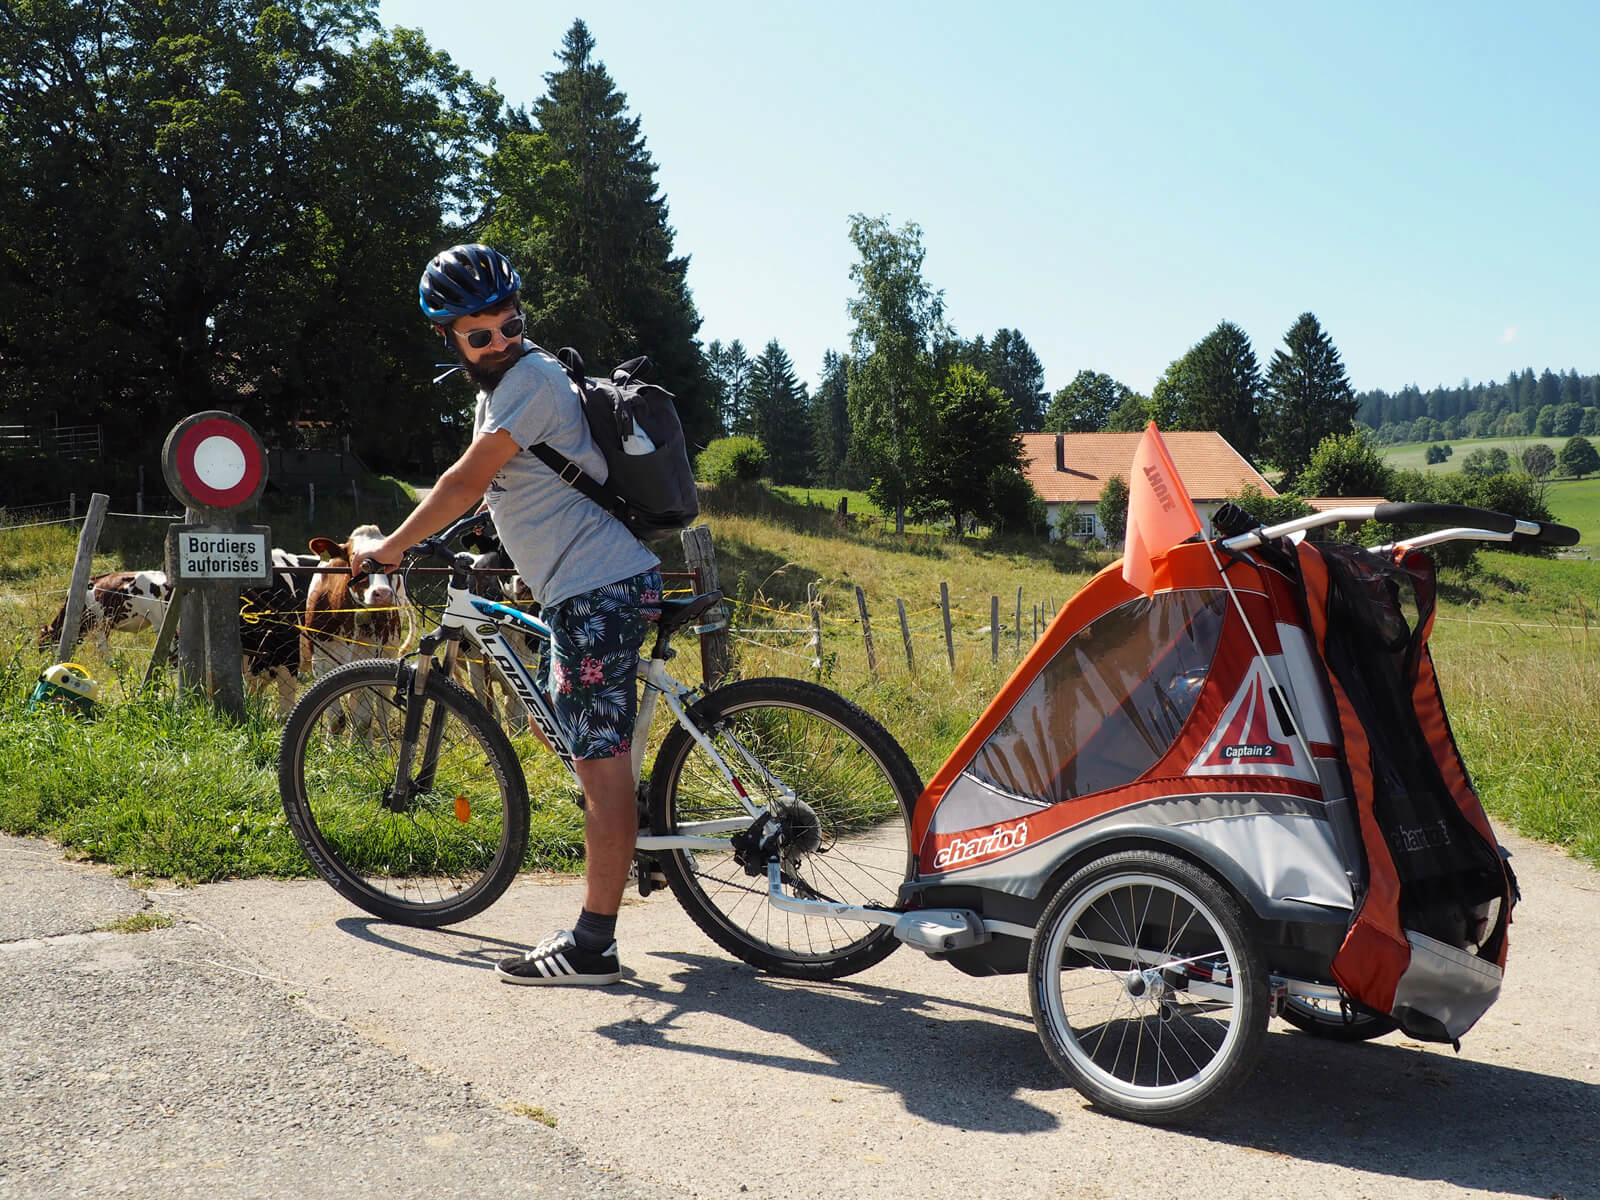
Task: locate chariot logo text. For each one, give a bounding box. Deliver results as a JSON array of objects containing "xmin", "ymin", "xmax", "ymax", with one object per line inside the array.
[{"xmin": 934, "ymin": 820, "xmax": 1030, "ymax": 870}]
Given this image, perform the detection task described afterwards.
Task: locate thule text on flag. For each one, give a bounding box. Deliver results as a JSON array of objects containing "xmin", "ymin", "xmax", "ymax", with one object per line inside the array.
[{"xmin": 1122, "ymin": 422, "xmax": 1204, "ymax": 596}]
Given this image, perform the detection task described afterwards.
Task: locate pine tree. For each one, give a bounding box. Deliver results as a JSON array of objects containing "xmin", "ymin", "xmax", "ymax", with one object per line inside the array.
[
  {"xmin": 983, "ymin": 329, "xmax": 1047, "ymax": 430},
  {"xmin": 745, "ymin": 339, "xmax": 812, "ymax": 484},
  {"xmin": 706, "ymin": 339, "xmax": 752, "ymax": 436},
  {"xmin": 809, "ymin": 350, "xmax": 858, "ymax": 487},
  {"xmin": 483, "ymin": 20, "xmax": 714, "ymax": 441},
  {"xmin": 1171, "ymin": 322, "xmax": 1262, "ymax": 457},
  {"xmin": 1259, "ymin": 312, "xmax": 1358, "ymax": 485}
]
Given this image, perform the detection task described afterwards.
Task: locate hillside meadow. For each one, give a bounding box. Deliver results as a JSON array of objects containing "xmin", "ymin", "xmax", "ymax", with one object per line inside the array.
[{"xmin": 0, "ymin": 480, "xmax": 1595, "ymax": 882}]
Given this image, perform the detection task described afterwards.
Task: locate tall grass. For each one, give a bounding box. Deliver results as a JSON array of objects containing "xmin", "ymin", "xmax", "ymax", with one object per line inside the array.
[
  {"xmin": 2, "ymin": 490, "xmax": 1596, "ymax": 880},
  {"xmin": 1434, "ymin": 622, "xmax": 1600, "ymax": 864}
]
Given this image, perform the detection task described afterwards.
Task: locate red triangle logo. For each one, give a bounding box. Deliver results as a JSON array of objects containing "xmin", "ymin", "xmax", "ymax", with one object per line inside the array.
[{"xmin": 1202, "ymin": 674, "xmax": 1294, "ymax": 768}]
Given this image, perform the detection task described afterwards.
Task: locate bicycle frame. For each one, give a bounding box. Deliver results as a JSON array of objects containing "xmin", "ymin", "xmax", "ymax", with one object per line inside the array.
[{"xmin": 401, "ymin": 539, "xmax": 790, "ymax": 859}]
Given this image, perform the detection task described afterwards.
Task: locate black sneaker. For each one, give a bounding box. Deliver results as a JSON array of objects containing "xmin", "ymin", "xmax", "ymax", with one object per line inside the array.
[{"xmin": 495, "ymin": 929, "xmax": 621, "ymax": 986}]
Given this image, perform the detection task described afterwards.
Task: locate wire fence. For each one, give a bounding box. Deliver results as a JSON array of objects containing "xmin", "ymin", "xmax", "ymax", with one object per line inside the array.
[{"xmin": 4, "ymin": 500, "xmax": 1593, "ymax": 715}]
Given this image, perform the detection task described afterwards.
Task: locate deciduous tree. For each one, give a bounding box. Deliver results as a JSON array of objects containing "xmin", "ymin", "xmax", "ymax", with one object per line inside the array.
[
  {"xmin": 1559, "ymin": 435, "xmax": 1600, "ymax": 479},
  {"xmin": 1044, "ymin": 370, "xmax": 1134, "ymax": 432},
  {"xmin": 0, "ymin": 0, "xmax": 501, "ymax": 472},
  {"xmin": 845, "ymin": 213, "xmax": 946, "ymax": 533},
  {"xmin": 912, "ymin": 363, "xmax": 1023, "ymax": 536},
  {"xmin": 1521, "ymin": 443, "xmax": 1557, "ymax": 478},
  {"xmin": 1296, "ymin": 430, "xmax": 1393, "ymax": 498}
]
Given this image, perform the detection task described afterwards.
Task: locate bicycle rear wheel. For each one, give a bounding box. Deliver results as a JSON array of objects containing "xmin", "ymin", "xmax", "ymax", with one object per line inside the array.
[
  {"xmin": 648, "ymin": 677, "xmax": 920, "ymax": 980},
  {"xmin": 278, "ymin": 660, "xmax": 529, "ymax": 927}
]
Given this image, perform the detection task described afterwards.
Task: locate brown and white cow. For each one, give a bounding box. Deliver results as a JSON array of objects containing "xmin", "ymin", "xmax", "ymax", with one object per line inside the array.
[
  {"xmin": 303, "ymin": 524, "xmax": 409, "ymax": 671},
  {"xmin": 302, "ymin": 524, "xmax": 410, "ymax": 731},
  {"xmin": 39, "ymin": 570, "xmax": 173, "ymax": 659}
]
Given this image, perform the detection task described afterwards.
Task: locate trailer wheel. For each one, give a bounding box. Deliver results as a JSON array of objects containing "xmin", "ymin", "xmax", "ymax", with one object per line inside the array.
[{"xmin": 1029, "ymin": 850, "xmax": 1268, "ymax": 1123}]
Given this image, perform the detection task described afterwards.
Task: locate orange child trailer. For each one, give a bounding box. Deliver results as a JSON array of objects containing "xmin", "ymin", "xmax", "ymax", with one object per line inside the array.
[{"xmin": 765, "ymin": 497, "xmax": 1577, "ymax": 1123}]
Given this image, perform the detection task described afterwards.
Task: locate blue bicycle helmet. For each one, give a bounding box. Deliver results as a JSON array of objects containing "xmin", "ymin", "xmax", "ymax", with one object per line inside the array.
[{"xmin": 418, "ymin": 244, "xmax": 522, "ymax": 323}]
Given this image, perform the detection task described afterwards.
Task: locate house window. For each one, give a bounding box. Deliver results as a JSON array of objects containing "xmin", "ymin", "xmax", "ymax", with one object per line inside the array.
[{"xmin": 1073, "ymin": 510, "xmax": 1097, "ymax": 537}]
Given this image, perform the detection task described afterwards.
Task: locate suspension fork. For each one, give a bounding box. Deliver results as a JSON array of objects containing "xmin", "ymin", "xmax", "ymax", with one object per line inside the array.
[{"xmin": 389, "ymin": 632, "xmax": 462, "ymax": 806}]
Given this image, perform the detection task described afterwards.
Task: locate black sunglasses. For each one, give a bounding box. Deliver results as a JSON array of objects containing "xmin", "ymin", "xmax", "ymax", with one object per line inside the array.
[{"xmin": 460, "ymin": 315, "xmax": 525, "ymax": 349}]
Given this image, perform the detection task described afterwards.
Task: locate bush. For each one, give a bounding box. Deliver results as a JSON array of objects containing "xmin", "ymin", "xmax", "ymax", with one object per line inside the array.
[
  {"xmin": 696, "ymin": 437, "xmax": 768, "ymax": 486},
  {"xmin": 1094, "ymin": 475, "xmax": 1129, "ymax": 545},
  {"xmin": 1226, "ymin": 484, "xmax": 1313, "ymax": 528},
  {"xmin": 1297, "ymin": 429, "xmax": 1393, "ymax": 498},
  {"xmin": 986, "ymin": 467, "xmax": 1047, "ymax": 537}
]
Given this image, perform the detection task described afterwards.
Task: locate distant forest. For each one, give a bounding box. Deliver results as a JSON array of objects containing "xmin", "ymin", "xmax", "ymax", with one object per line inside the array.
[{"xmin": 1358, "ymin": 368, "xmax": 1600, "ymax": 444}]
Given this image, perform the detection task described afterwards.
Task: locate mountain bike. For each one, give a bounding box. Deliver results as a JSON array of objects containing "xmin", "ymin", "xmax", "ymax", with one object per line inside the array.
[{"xmin": 276, "ymin": 510, "xmax": 921, "ymax": 980}]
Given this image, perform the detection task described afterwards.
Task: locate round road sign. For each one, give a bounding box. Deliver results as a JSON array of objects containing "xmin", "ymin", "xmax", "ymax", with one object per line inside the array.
[{"xmin": 162, "ymin": 412, "xmax": 268, "ymax": 512}]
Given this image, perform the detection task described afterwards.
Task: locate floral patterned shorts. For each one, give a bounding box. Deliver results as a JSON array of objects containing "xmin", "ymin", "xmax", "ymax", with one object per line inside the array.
[{"xmin": 542, "ymin": 569, "xmax": 663, "ymax": 760}]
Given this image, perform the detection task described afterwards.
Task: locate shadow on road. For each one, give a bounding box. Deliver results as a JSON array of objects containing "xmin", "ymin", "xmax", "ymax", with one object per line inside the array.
[
  {"xmin": 596, "ymin": 950, "xmax": 1065, "ymax": 1134},
  {"xmin": 335, "ymin": 915, "xmax": 524, "ymax": 969},
  {"xmin": 602, "ymin": 950, "xmax": 1597, "ymax": 1195},
  {"xmin": 327, "ymin": 921, "xmax": 1596, "ymax": 1197},
  {"xmin": 1205, "ymin": 1027, "xmax": 1600, "ymax": 1198}
]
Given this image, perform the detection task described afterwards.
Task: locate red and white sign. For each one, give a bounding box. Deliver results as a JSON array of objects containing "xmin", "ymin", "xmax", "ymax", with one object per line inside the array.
[{"xmin": 162, "ymin": 412, "xmax": 267, "ymax": 512}]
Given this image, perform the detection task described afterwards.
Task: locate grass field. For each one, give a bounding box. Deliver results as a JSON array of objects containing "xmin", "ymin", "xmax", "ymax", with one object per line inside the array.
[
  {"xmin": 1382, "ymin": 434, "xmax": 1580, "ymax": 473},
  {"xmin": 1, "ymin": 481, "xmax": 1596, "ymax": 882},
  {"xmin": 1542, "ymin": 476, "xmax": 1600, "ymax": 548},
  {"xmin": 1376, "ymin": 439, "xmax": 1600, "ymax": 552}
]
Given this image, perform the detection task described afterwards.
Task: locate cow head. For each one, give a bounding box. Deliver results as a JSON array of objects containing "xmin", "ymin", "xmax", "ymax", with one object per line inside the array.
[{"xmin": 309, "ymin": 524, "xmax": 397, "ymax": 611}]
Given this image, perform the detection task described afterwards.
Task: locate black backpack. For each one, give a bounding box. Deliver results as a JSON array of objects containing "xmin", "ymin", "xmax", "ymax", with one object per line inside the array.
[{"xmin": 526, "ymin": 349, "xmax": 700, "ymax": 541}]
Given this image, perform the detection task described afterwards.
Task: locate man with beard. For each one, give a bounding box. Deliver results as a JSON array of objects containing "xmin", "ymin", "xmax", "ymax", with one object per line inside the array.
[{"xmin": 365, "ymin": 244, "xmax": 662, "ymax": 986}]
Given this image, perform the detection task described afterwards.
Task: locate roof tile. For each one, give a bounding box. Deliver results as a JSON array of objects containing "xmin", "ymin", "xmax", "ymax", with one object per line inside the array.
[{"xmin": 1021, "ymin": 431, "xmax": 1277, "ymax": 504}]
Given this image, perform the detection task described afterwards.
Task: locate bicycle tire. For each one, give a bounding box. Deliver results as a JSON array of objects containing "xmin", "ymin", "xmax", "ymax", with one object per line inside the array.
[
  {"xmin": 1279, "ymin": 993, "xmax": 1398, "ymax": 1042},
  {"xmin": 648, "ymin": 677, "xmax": 920, "ymax": 980},
  {"xmin": 278, "ymin": 659, "xmax": 529, "ymax": 927},
  {"xmin": 1029, "ymin": 850, "xmax": 1269, "ymax": 1124}
]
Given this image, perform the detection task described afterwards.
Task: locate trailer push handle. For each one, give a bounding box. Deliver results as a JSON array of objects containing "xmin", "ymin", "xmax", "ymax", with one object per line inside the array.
[{"xmin": 1220, "ymin": 502, "xmax": 1579, "ymax": 552}]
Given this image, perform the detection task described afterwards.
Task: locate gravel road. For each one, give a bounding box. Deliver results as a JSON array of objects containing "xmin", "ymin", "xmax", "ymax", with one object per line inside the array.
[{"xmin": 4, "ymin": 830, "xmax": 1597, "ymax": 1200}]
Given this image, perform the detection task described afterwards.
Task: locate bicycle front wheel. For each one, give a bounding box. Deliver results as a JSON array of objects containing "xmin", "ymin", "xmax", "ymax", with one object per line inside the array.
[
  {"xmin": 278, "ymin": 660, "xmax": 529, "ymax": 927},
  {"xmin": 648, "ymin": 677, "xmax": 920, "ymax": 980}
]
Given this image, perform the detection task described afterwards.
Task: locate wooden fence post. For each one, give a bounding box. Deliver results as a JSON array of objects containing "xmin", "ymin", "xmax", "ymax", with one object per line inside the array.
[
  {"xmin": 896, "ymin": 597, "xmax": 915, "ymax": 674},
  {"xmin": 807, "ymin": 581, "xmax": 823, "ymax": 680},
  {"xmin": 1015, "ymin": 586, "xmax": 1023, "ymax": 654},
  {"xmin": 681, "ymin": 523, "xmax": 732, "ymax": 687},
  {"xmin": 940, "ymin": 582, "xmax": 955, "ymax": 672},
  {"xmin": 1033, "ymin": 603, "xmax": 1039, "ymax": 644},
  {"xmin": 990, "ymin": 595, "xmax": 999, "ymax": 663},
  {"xmin": 854, "ymin": 585, "xmax": 878, "ymax": 680},
  {"xmin": 53, "ymin": 492, "xmax": 109, "ymax": 663},
  {"xmin": 308, "ymin": 482, "xmax": 315, "ymax": 525}
]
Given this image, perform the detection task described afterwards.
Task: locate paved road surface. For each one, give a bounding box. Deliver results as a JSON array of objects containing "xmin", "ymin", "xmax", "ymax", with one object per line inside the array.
[{"xmin": 3, "ymin": 831, "xmax": 1597, "ymax": 1200}]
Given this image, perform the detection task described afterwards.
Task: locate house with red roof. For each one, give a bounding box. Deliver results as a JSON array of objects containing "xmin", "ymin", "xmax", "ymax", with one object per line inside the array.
[{"xmin": 1021, "ymin": 431, "xmax": 1277, "ymax": 542}]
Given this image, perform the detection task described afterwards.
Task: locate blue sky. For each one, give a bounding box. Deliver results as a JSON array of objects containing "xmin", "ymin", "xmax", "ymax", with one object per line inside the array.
[{"xmin": 377, "ymin": 0, "xmax": 1599, "ymax": 400}]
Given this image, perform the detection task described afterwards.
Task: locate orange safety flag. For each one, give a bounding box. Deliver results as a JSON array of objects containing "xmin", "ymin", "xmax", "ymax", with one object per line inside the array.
[{"xmin": 1122, "ymin": 422, "xmax": 1203, "ymax": 597}]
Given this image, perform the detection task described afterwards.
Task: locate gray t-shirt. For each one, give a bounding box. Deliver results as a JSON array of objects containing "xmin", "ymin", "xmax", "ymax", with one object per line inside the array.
[{"xmin": 473, "ymin": 343, "xmax": 659, "ymax": 608}]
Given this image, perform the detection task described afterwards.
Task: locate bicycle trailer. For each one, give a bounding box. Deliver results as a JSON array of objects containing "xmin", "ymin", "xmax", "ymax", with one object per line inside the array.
[{"xmin": 766, "ymin": 499, "xmax": 1576, "ymax": 1121}]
